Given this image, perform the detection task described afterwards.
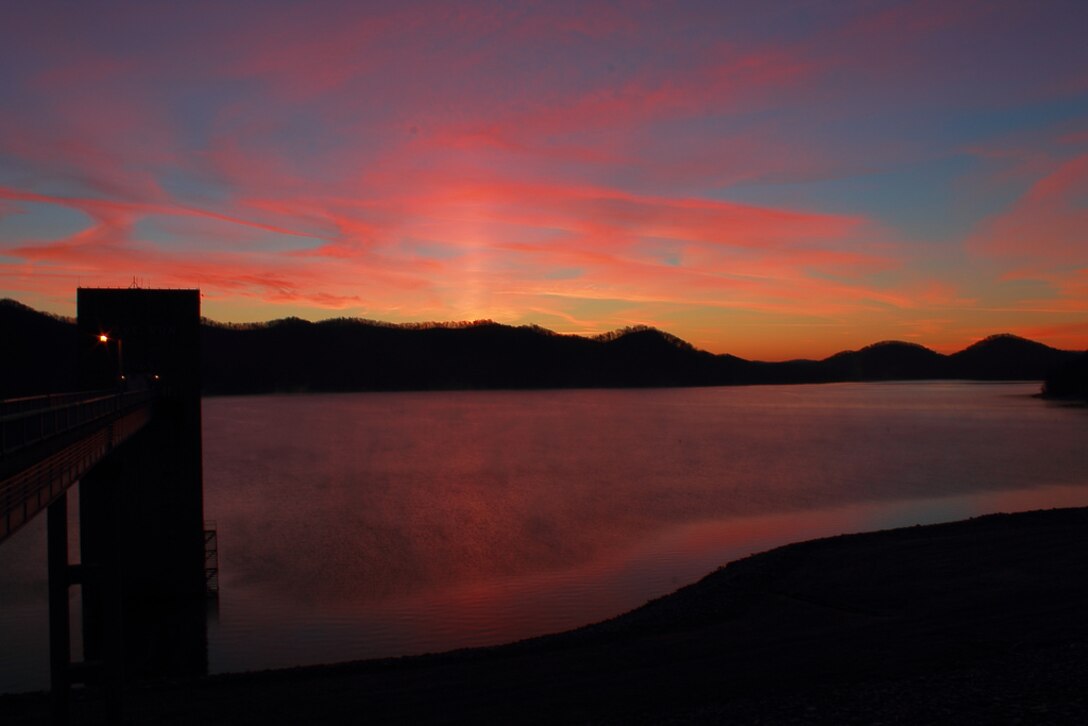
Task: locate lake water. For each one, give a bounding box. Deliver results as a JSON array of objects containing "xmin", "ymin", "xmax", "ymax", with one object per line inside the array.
[{"xmin": 2, "ymin": 382, "xmax": 1086, "ymax": 693}]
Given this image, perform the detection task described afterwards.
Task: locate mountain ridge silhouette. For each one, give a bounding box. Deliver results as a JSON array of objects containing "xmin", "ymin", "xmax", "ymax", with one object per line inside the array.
[{"xmin": 2, "ymin": 298, "xmax": 1082, "ymax": 397}]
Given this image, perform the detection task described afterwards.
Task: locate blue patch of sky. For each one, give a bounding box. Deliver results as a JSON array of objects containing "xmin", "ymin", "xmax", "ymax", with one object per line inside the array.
[
  {"xmin": 0, "ymin": 157, "xmax": 30, "ymax": 187},
  {"xmin": 714, "ymin": 96, "xmax": 1088, "ymax": 241},
  {"xmin": 132, "ymin": 214, "xmax": 323, "ymax": 253},
  {"xmin": 457, "ymin": 222, "xmax": 571, "ymax": 248},
  {"xmin": 0, "ymin": 162, "xmax": 125, "ymax": 202},
  {"xmin": 634, "ymin": 237, "xmax": 684, "ymax": 266},
  {"xmin": 155, "ymin": 83, "xmax": 275, "ymax": 203},
  {"xmin": 0, "ymin": 156, "xmax": 91, "ymax": 201},
  {"xmin": 506, "ymin": 225, "xmax": 572, "ymax": 246},
  {"xmin": 158, "ymin": 168, "xmax": 231, "ymax": 207},
  {"xmin": 542, "ymin": 267, "xmax": 583, "ymax": 280},
  {"xmin": 404, "ymin": 238, "xmax": 465, "ymax": 261},
  {"xmin": 601, "ymin": 108, "xmax": 786, "ymax": 195},
  {"xmin": 852, "ymin": 96, "xmax": 1088, "ymax": 155},
  {"xmin": 683, "ymin": 0, "xmax": 874, "ymax": 45},
  {"xmin": 562, "ymin": 296, "xmax": 637, "ymax": 319},
  {"xmin": 717, "ymin": 155, "xmax": 982, "ymax": 242},
  {"xmin": 160, "ymin": 79, "xmax": 387, "ymax": 190},
  {"xmin": 163, "ymin": 81, "xmax": 261, "ymax": 152},
  {"xmin": 0, "ymin": 201, "xmax": 90, "ymax": 243}
]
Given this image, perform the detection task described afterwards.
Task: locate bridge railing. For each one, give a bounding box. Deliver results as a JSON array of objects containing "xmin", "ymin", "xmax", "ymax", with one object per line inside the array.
[
  {"xmin": 0, "ymin": 391, "xmax": 110, "ymax": 417},
  {"xmin": 0, "ymin": 390, "xmax": 156, "ymax": 460}
]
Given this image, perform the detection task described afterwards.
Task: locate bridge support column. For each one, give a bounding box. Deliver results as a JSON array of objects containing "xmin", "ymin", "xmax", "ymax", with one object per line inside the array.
[
  {"xmin": 48, "ymin": 477, "xmax": 126, "ymax": 726},
  {"xmin": 47, "ymin": 493, "xmax": 71, "ymax": 726},
  {"xmin": 79, "ymin": 456, "xmax": 127, "ymax": 724}
]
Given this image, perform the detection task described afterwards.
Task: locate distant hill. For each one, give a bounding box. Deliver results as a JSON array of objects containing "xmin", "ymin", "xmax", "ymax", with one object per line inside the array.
[
  {"xmin": 1, "ymin": 298, "xmax": 1082, "ymax": 397},
  {"xmin": 199, "ymin": 320, "xmax": 735, "ymax": 393},
  {"xmin": 823, "ymin": 341, "xmax": 948, "ymax": 381},
  {"xmin": 0, "ymin": 299, "xmax": 80, "ymax": 397},
  {"xmin": 949, "ymin": 334, "xmax": 1078, "ymax": 380}
]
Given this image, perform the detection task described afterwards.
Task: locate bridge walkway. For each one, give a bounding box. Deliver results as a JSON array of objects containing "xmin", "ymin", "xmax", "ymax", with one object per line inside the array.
[{"xmin": 0, "ymin": 390, "xmax": 156, "ymax": 544}]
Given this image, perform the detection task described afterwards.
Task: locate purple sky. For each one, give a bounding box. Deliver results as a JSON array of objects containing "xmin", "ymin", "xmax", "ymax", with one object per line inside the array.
[{"xmin": 1, "ymin": 1, "xmax": 1086, "ymax": 358}]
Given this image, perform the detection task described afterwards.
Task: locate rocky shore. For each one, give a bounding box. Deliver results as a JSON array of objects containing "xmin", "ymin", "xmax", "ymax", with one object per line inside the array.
[{"xmin": 5, "ymin": 507, "xmax": 1087, "ymax": 724}]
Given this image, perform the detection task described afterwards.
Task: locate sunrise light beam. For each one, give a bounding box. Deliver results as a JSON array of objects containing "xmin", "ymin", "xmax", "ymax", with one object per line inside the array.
[{"xmin": 1, "ymin": 1, "xmax": 1086, "ymax": 359}]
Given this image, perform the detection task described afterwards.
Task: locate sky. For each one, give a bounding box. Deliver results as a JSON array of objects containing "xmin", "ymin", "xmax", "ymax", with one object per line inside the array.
[{"xmin": 1, "ymin": 1, "xmax": 1086, "ymax": 360}]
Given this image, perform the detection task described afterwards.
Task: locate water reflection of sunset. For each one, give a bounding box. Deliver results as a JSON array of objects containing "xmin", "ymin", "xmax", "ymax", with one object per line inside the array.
[{"xmin": 192, "ymin": 384, "xmax": 1088, "ymax": 676}]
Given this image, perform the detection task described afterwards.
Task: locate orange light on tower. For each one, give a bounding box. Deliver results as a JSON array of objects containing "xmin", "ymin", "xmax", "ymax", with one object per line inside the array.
[{"xmin": 97, "ymin": 333, "xmax": 125, "ymax": 384}]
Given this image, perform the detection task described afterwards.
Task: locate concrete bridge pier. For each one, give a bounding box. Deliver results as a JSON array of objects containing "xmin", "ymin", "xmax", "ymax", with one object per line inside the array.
[{"xmin": 47, "ymin": 493, "xmax": 73, "ymax": 725}]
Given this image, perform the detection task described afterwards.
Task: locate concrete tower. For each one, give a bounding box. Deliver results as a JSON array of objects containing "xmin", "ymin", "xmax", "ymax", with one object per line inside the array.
[{"xmin": 76, "ymin": 288, "xmax": 206, "ymax": 680}]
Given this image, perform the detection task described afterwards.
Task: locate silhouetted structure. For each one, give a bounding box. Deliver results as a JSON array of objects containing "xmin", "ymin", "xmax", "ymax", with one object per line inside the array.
[
  {"xmin": 76, "ymin": 288, "xmax": 207, "ymax": 691},
  {"xmin": 0, "ymin": 289, "xmax": 209, "ymax": 724}
]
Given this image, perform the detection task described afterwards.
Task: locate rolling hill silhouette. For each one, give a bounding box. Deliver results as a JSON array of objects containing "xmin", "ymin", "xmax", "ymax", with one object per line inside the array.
[
  {"xmin": 822, "ymin": 341, "xmax": 947, "ymax": 381},
  {"xmin": 949, "ymin": 334, "xmax": 1079, "ymax": 380},
  {"xmin": 1, "ymin": 299, "xmax": 1082, "ymax": 397},
  {"xmin": 0, "ymin": 299, "xmax": 79, "ymax": 397}
]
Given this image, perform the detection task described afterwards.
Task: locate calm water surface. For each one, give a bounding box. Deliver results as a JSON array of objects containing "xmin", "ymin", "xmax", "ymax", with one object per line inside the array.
[{"xmin": 2, "ymin": 382, "xmax": 1086, "ymax": 692}]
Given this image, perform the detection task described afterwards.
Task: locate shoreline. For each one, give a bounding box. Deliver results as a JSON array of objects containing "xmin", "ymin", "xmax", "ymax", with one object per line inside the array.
[{"xmin": 4, "ymin": 506, "xmax": 1087, "ymax": 723}]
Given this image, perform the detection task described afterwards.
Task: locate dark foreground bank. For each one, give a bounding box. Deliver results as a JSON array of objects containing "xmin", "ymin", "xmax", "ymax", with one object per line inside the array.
[{"xmin": 5, "ymin": 507, "xmax": 1088, "ymax": 724}]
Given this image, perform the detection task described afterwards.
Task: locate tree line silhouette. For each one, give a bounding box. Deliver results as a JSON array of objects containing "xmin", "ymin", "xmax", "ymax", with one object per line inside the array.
[{"xmin": 2, "ymin": 298, "xmax": 1083, "ymax": 398}]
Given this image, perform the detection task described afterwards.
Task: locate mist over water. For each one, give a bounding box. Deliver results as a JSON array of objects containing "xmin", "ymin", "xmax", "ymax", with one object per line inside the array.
[{"xmin": 2, "ymin": 382, "xmax": 1086, "ymax": 692}]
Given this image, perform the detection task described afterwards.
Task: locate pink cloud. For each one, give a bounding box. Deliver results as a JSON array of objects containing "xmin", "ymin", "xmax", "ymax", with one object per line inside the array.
[
  {"xmin": 1, "ymin": 164, "xmax": 910, "ymax": 334},
  {"xmin": 974, "ymin": 153, "xmax": 1088, "ymax": 264},
  {"xmin": 1016, "ymin": 319, "xmax": 1088, "ymax": 351},
  {"xmin": 3, "ymin": 2, "xmax": 1087, "ymax": 357}
]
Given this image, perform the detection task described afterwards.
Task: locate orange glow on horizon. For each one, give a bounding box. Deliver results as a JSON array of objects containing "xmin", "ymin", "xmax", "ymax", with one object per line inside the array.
[{"xmin": 1, "ymin": 3, "xmax": 1086, "ymax": 358}]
